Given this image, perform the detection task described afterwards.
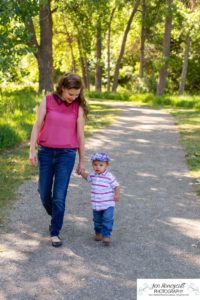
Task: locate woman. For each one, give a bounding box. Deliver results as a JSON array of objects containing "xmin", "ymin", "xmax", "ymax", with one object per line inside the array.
[{"xmin": 29, "ymin": 73, "xmax": 88, "ymax": 247}]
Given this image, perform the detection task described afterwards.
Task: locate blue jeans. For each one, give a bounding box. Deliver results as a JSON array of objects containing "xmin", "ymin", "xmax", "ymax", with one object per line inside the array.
[
  {"xmin": 93, "ymin": 207, "xmax": 114, "ymax": 237},
  {"xmin": 38, "ymin": 145, "xmax": 76, "ymax": 237}
]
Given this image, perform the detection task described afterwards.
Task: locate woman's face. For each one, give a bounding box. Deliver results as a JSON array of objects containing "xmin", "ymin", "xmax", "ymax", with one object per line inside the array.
[{"xmin": 61, "ymin": 88, "xmax": 81, "ymax": 104}]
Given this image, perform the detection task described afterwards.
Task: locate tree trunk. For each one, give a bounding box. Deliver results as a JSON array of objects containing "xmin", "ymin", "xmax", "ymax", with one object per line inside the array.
[
  {"xmin": 66, "ymin": 31, "xmax": 77, "ymax": 73},
  {"xmin": 77, "ymin": 37, "xmax": 90, "ymax": 89},
  {"xmin": 112, "ymin": 0, "xmax": 140, "ymax": 92},
  {"xmin": 139, "ymin": 0, "xmax": 146, "ymax": 78},
  {"xmin": 179, "ymin": 35, "xmax": 190, "ymax": 95},
  {"xmin": 95, "ymin": 19, "xmax": 102, "ymax": 92},
  {"xmin": 38, "ymin": 0, "xmax": 53, "ymax": 93},
  {"xmin": 25, "ymin": 1, "xmax": 53, "ymax": 93},
  {"xmin": 107, "ymin": 7, "xmax": 116, "ymax": 92},
  {"xmin": 156, "ymin": 0, "xmax": 173, "ymax": 96}
]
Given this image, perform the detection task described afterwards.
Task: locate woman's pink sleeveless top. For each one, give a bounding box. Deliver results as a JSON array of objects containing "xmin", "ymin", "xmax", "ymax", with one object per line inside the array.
[{"xmin": 37, "ymin": 94, "xmax": 80, "ymax": 148}]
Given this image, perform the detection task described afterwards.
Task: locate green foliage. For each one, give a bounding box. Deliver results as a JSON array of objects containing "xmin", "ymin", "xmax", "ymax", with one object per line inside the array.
[
  {"xmin": 0, "ymin": 86, "xmax": 40, "ymax": 149},
  {"xmin": 0, "ymin": 0, "xmax": 40, "ymax": 78},
  {"xmin": 1, "ymin": 0, "xmax": 200, "ymax": 94}
]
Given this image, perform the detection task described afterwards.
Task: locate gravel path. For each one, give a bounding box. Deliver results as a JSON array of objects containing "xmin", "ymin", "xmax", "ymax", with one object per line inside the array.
[{"xmin": 1, "ymin": 104, "xmax": 200, "ymax": 300}]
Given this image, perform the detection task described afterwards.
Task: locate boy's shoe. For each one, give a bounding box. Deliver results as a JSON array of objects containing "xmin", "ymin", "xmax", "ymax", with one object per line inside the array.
[
  {"xmin": 102, "ymin": 237, "xmax": 111, "ymax": 246},
  {"xmin": 94, "ymin": 233, "xmax": 103, "ymax": 241}
]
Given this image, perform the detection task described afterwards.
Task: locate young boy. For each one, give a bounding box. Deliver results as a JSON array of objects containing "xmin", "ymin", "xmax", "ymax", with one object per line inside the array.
[{"xmin": 80, "ymin": 152, "xmax": 120, "ymax": 246}]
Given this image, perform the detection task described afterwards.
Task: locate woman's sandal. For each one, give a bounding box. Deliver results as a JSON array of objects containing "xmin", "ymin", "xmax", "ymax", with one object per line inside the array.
[{"xmin": 51, "ymin": 236, "xmax": 62, "ymax": 247}]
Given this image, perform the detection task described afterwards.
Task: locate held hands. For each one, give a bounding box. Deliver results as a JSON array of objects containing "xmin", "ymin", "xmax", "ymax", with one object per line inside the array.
[{"xmin": 76, "ymin": 161, "xmax": 85, "ymax": 175}]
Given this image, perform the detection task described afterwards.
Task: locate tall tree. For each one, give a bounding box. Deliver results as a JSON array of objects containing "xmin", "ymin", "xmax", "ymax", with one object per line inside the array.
[
  {"xmin": 139, "ymin": 0, "xmax": 146, "ymax": 78},
  {"xmin": 107, "ymin": 7, "xmax": 116, "ymax": 91},
  {"xmin": 156, "ymin": 0, "xmax": 173, "ymax": 96},
  {"xmin": 95, "ymin": 18, "xmax": 102, "ymax": 91},
  {"xmin": 112, "ymin": 0, "xmax": 140, "ymax": 92},
  {"xmin": 179, "ymin": 0, "xmax": 198, "ymax": 94},
  {"xmin": 178, "ymin": 34, "xmax": 190, "ymax": 95},
  {"xmin": 26, "ymin": 0, "xmax": 53, "ymax": 93},
  {"xmin": 58, "ymin": 0, "xmax": 94, "ymax": 89},
  {"xmin": 0, "ymin": 0, "xmax": 54, "ymax": 92}
]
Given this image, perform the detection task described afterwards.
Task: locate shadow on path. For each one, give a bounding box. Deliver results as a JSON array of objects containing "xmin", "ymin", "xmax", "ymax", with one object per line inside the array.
[{"xmin": 0, "ymin": 106, "xmax": 200, "ymax": 300}]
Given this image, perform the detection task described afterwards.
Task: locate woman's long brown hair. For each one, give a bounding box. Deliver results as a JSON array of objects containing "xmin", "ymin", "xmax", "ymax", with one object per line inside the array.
[{"xmin": 54, "ymin": 73, "xmax": 89, "ymax": 117}]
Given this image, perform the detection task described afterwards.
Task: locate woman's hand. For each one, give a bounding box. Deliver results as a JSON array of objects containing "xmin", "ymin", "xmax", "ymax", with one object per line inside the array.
[
  {"xmin": 76, "ymin": 161, "xmax": 85, "ymax": 175},
  {"xmin": 29, "ymin": 148, "xmax": 37, "ymax": 166}
]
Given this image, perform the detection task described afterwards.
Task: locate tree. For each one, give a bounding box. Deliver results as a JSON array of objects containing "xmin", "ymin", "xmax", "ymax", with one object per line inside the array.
[
  {"xmin": 139, "ymin": 0, "xmax": 146, "ymax": 78},
  {"xmin": 156, "ymin": 0, "xmax": 173, "ymax": 96},
  {"xmin": 0, "ymin": 0, "xmax": 38, "ymax": 80},
  {"xmin": 0, "ymin": 0, "xmax": 54, "ymax": 92},
  {"xmin": 107, "ymin": 7, "xmax": 116, "ymax": 91},
  {"xmin": 26, "ymin": 0, "xmax": 53, "ymax": 93},
  {"xmin": 179, "ymin": 0, "xmax": 199, "ymax": 94},
  {"xmin": 112, "ymin": 0, "xmax": 141, "ymax": 92},
  {"xmin": 95, "ymin": 18, "xmax": 102, "ymax": 91}
]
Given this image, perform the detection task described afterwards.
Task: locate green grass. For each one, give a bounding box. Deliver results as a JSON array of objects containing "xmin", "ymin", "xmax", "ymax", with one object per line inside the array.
[
  {"xmin": 86, "ymin": 103, "xmax": 121, "ymax": 136},
  {"xmin": 0, "ymin": 86, "xmax": 41, "ymax": 149},
  {"xmin": 171, "ymin": 109, "xmax": 200, "ymax": 190},
  {"xmin": 0, "ymin": 143, "xmax": 38, "ymax": 223},
  {"xmin": 86, "ymin": 91, "xmax": 200, "ymax": 109}
]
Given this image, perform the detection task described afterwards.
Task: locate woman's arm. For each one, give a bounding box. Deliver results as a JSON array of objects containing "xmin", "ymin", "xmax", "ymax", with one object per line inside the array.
[
  {"xmin": 29, "ymin": 97, "xmax": 46, "ymax": 166},
  {"xmin": 76, "ymin": 106, "xmax": 85, "ymax": 174}
]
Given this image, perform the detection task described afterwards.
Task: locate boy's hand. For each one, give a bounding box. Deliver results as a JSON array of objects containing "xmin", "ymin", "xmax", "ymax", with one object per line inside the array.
[{"xmin": 79, "ymin": 169, "xmax": 89, "ymax": 179}]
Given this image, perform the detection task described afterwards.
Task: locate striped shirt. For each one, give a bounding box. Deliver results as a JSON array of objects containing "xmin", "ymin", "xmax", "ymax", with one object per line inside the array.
[{"xmin": 87, "ymin": 169, "xmax": 119, "ymax": 211}]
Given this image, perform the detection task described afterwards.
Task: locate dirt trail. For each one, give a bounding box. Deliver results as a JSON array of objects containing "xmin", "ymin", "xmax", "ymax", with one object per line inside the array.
[{"xmin": 1, "ymin": 104, "xmax": 200, "ymax": 300}]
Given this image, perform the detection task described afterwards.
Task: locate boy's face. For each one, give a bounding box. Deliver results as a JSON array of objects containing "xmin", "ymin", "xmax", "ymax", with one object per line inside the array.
[{"xmin": 92, "ymin": 160, "xmax": 108, "ymax": 174}]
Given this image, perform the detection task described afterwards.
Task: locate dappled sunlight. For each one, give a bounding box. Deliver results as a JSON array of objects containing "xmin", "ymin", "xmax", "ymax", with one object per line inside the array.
[
  {"xmin": 168, "ymin": 246, "xmax": 200, "ymax": 268},
  {"xmin": 1, "ymin": 105, "xmax": 200, "ymax": 298},
  {"xmin": 166, "ymin": 171, "xmax": 189, "ymax": 177},
  {"xmin": 0, "ymin": 246, "xmax": 29, "ymax": 261},
  {"xmin": 135, "ymin": 138, "xmax": 151, "ymax": 143},
  {"xmin": 66, "ymin": 214, "xmax": 88, "ymax": 224},
  {"xmin": 0, "ymin": 232, "xmax": 46, "ymax": 261},
  {"xmin": 136, "ymin": 172, "xmax": 157, "ymax": 178},
  {"xmin": 167, "ymin": 217, "xmax": 200, "ymax": 240}
]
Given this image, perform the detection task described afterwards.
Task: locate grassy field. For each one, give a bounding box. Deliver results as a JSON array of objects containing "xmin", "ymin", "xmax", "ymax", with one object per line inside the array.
[{"xmin": 1, "ymin": 88, "xmax": 200, "ymax": 222}]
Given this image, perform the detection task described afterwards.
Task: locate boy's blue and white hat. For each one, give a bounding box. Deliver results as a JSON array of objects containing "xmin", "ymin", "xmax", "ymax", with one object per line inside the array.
[{"xmin": 91, "ymin": 152, "xmax": 110, "ymax": 162}]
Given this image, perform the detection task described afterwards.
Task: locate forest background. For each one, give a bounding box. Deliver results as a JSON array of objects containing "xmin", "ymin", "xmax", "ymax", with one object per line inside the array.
[
  {"xmin": 1, "ymin": 0, "xmax": 200, "ymax": 94},
  {"xmin": 1, "ymin": 0, "xmax": 200, "ymax": 221}
]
